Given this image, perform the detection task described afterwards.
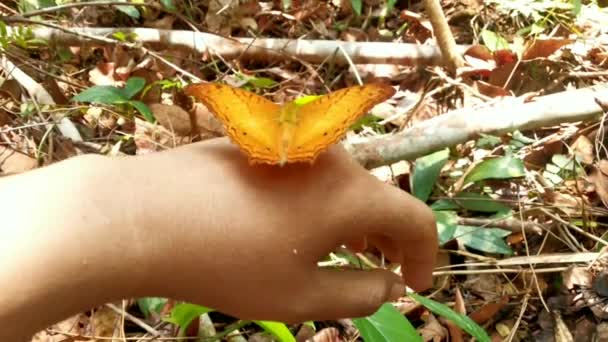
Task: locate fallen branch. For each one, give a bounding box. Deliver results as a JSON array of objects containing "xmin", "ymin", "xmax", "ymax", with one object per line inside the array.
[
  {"xmin": 346, "ymin": 84, "xmax": 608, "ymax": 169},
  {"xmin": 5, "ymin": 26, "xmax": 471, "ymax": 66},
  {"xmin": 423, "ymin": 0, "xmax": 465, "ymax": 73}
]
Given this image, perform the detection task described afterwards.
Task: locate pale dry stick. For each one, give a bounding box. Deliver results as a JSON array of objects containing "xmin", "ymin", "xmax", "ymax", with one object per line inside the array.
[
  {"xmin": 457, "ymin": 216, "xmax": 543, "ymax": 235},
  {"xmin": 444, "ymin": 249, "xmax": 496, "ymax": 263},
  {"xmin": 432, "ymin": 267, "xmax": 568, "ymax": 276},
  {"xmin": 348, "ymin": 83, "xmax": 608, "ymax": 168},
  {"xmin": 3, "ymin": 17, "xmax": 137, "ymax": 48},
  {"xmin": 338, "ymin": 45, "xmax": 362, "ymax": 85},
  {"xmin": 569, "ymin": 71, "xmax": 608, "ymax": 78},
  {"xmin": 46, "ymin": 330, "xmax": 208, "ymax": 341},
  {"xmin": 105, "ymin": 303, "xmax": 160, "ymax": 337},
  {"xmin": 12, "ymin": 26, "xmax": 457, "ymax": 66},
  {"xmin": 0, "ymin": 55, "xmax": 82, "ymax": 141},
  {"xmin": 541, "ymin": 208, "xmax": 608, "ymax": 247},
  {"xmin": 434, "ymin": 252, "xmax": 604, "ymax": 270},
  {"xmin": 588, "ymin": 245, "xmax": 608, "ymax": 272},
  {"xmin": 433, "ymin": 67, "xmax": 493, "ymax": 102},
  {"xmin": 517, "ymin": 198, "xmax": 550, "ymax": 312},
  {"xmin": 120, "ymin": 300, "xmax": 127, "ymax": 342},
  {"xmin": 2, "ymin": 49, "xmax": 84, "ymax": 89},
  {"xmin": 0, "ymin": 2, "xmax": 17, "ymax": 15},
  {"xmin": 3, "ymin": 0, "xmax": 200, "ymax": 31},
  {"xmin": 505, "ymin": 293, "xmax": 530, "ymax": 342},
  {"xmin": 143, "ymin": 48, "xmax": 202, "ymax": 82},
  {"xmin": 595, "ymin": 107, "xmax": 608, "ymax": 162}
]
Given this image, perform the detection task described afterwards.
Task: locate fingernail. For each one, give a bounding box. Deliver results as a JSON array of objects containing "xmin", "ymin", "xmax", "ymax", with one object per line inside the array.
[{"xmin": 389, "ymin": 282, "xmax": 405, "ymax": 301}]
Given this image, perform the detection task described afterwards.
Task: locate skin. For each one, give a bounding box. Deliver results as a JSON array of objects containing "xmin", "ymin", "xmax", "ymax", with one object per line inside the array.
[{"xmin": 0, "ymin": 138, "xmax": 437, "ymax": 340}]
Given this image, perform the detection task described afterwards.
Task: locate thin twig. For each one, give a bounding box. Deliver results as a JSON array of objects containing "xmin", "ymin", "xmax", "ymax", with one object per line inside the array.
[{"xmin": 105, "ymin": 303, "xmax": 160, "ymax": 337}]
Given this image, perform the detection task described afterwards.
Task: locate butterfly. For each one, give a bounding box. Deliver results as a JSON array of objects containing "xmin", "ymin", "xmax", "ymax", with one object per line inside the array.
[{"xmin": 184, "ymin": 82, "xmax": 395, "ymax": 165}]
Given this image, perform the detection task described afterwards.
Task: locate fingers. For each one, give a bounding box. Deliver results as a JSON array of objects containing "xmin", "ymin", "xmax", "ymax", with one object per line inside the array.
[
  {"xmin": 352, "ymin": 180, "xmax": 438, "ymax": 292},
  {"xmin": 294, "ymin": 268, "xmax": 404, "ymax": 321}
]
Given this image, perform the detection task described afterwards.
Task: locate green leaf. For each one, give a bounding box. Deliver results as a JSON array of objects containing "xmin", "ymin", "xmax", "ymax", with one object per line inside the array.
[
  {"xmin": 115, "ymin": 0, "xmax": 140, "ymax": 18},
  {"xmin": 480, "ymin": 30, "xmax": 510, "ymax": 52},
  {"xmin": 123, "ymin": 77, "xmax": 146, "ymax": 99},
  {"xmin": 137, "ymin": 297, "xmax": 167, "ymax": 318},
  {"xmin": 352, "ymin": 303, "xmax": 422, "ymax": 342},
  {"xmin": 129, "ymin": 100, "xmax": 155, "ymax": 122},
  {"xmin": 464, "ymin": 156, "xmax": 525, "ymax": 183},
  {"xmin": 454, "ymin": 225, "xmax": 513, "ymax": 254},
  {"xmin": 386, "ymin": 0, "xmax": 397, "ymax": 12},
  {"xmin": 476, "ymin": 134, "xmax": 502, "ymax": 148},
  {"xmin": 246, "ymin": 76, "xmax": 278, "ymax": 89},
  {"xmin": 254, "ymin": 321, "xmax": 296, "ymax": 342},
  {"xmin": 282, "ymin": 0, "xmax": 292, "ymax": 10},
  {"xmin": 350, "ymin": 0, "xmax": 362, "ymax": 15},
  {"xmin": 294, "ymin": 95, "xmax": 321, "ymax": 106},
  {"xmin": 412, "ymin": 149, "xmax": 449, "ymax": 202},
  {"xmin": 431, "ymin": 192, "xmax": 510, "ymax": 213},
  {"xmin": 433, "ymin": 211, "xmax": 458, "ymax": 245},
  {"xmin": 409, "ymin": 293, "xmax": 491, "ymax": 342},
  {"xmin": 351, "ymin": 114, "xmax": 385, "ymax": 134},
  {"xmin": 71, "ymin": 86, "xmax": 128, "ymax": 104},
  {"xmin": 163, "ymin": 303, "xmax": 213, "ymax": 330},
  {"xmin": 161, "ymin": 0, "xmax": 176, "ymax": 11}
]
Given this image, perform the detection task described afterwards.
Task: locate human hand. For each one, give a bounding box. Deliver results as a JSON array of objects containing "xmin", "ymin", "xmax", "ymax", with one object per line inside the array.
[{"xmin": 128, "ymin": 138, "xmax": 438, "ymax": 322}]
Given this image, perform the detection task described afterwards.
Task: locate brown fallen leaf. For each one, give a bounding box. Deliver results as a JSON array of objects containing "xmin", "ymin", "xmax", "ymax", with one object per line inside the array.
[
  {"xmin": 523, "ymin": 38, "xmax": 574, "ymax": 60},
  {"xmin": 0, "ymin": 78, "xmax": 23, "ymax": 102},
  {"xmin": 469, "ymin": 296, "xmax": 508, "ymax": 325},
  {"xmin": 310, "ymin": 327, "xmax": 342, "ymax": 342},
  {"xmin": 474, "ymin": 80, "xmax": 511, "ymax": 98},
  {"xmin": 295, "ymin": 323, "xmax": 316, "ymax": 342},
  {"xmin": 588, "ymin": 160, "xmax": 608, "ymax": 208},
  {"xmin": 0, "ymin": 146, "xmax": 38, "ymax": 175},
  {"xmin": 419, "ymin": 313, "xmax": 447, "ymax": 342},
  {"xmin": 562, "ymin": 265, "xmax": 593, "ymax": 290},
  {"xmin": 151, "ymin": 103, "xmax": 193, "ymax": 136},
  {"xmin": 571, "ymin": 135, "xmax": 594, "ymax": 165},
  {"xmin": 0, "ymin": 109, "xmax": 11, "ymax": 126},
  {"xmin": 465, "ymin": 44, "xmax": 494, "ymax": 61},
  {"xmin": 445, "ymin": 287, "xmax": 465, "ymax": 342}
]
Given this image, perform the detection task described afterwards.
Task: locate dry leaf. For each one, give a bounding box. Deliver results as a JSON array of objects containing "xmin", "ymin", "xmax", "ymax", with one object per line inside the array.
[
  {"xmin": 89, "ymin": 62, "xmax": 118, "ymax": 86},
  {"xmin": 0, "ymin": 109, "xmax": 11, "ymax": 126},
  {"xmin": 310, "ymin": 327, "xmax": 342, "ymax": 342},
  {"xmin": 0, "ymin": 146, "xmax": 37, "ymax": 175},
  {"xmin": 523, "ymin": 38, "xmax": 574, "ymax": 60},
  {"xmin": 0, "ymin": 78, "xmax": 23, "ymax": 102},
  {"xmin": 589, "ymin": 161, "xmax": 608, "ymax": 208},
  {"xmin": 474, "ymin": 80, "xmax": 511, "ymax": 98},
  {"xmin": 445, "ymin": 287, "xmax": 465, "ymax": 342},
  {"xmin": 151, "ymin": 103, "xmax": 193, "ymax": 136},
  {"xmin": 465, "ymin": 44, "xmax": 494, "ymax": 61},
  {"xmin": 469, "ymin": 296, "xmax": 509, "ymax": 324},
  {"xmin": 553, "ymin": 311, "xmax": 574, "ymax": 342},
  {"xmin": 144, "ymin": 15, "xmax": 177, "ymax": 30},
  {"xmin": 571, "ymin": 135, "xmax": 594, "ymax": 165},
  {"xmin": 92, "ymin": 306, "xmax": 121, "ymax": 338},
  {"xmin": 562, "ymin": 265, "xmax": 593, "ymax": 290},
  {"xmin": 418, "ymin": 314, "xmax": 448, "ymax": 342},
  {"xmin": 295, "ymin": 323, "xmax": 316, "ymax": 342}
]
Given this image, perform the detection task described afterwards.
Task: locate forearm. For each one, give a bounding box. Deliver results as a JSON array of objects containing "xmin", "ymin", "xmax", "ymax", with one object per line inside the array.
[{"xmin": 0, "ymin": 155, "xmax": 146, "ymax": 340}]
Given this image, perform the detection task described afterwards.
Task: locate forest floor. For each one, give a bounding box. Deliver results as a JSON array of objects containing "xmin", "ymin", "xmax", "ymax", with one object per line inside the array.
[{"xmin": 2, "ymin": 0, "xmax": 608, "ymax": 341}]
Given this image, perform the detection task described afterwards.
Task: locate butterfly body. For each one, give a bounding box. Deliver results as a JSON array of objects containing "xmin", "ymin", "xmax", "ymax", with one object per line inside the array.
[{"xmin": 184, "ymin": 83, "xmax": 395, "ymax": 166}]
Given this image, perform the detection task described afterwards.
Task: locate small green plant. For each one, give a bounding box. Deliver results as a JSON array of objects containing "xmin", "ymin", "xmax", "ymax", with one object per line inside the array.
[
  {"xmin": 0, "ymin": 22, "xmax": 47, "ymax": 50},
  {"xmin": 71, "ymin": 77, "xmax": 155, "ymax": 122}
]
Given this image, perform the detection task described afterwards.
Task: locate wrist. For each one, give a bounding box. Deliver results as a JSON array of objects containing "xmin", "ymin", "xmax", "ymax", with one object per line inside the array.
[{"xmin": 0, "ymin": 154, "xmax": 149, "ymax": 338}]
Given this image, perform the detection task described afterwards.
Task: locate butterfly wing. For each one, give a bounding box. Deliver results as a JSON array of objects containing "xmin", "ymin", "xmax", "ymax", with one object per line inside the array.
[
  {"xmin": 185, "ymin": 83, "xmax": 283, "ymax": 164},
  {"xmin": 286, "ymin": 83, "xmax": 395, "ymax": 162}
]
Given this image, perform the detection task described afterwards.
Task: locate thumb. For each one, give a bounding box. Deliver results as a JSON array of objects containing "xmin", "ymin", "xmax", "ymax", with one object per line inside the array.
[{"xmin": 299, "ymin": 268, "xmax": 405, "ymax": 320}]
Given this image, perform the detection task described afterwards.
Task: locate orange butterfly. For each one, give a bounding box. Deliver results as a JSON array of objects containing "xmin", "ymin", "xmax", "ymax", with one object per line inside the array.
[{"xmin": 184, "ymin": 83, "xmax": 395, "ymax": 165}]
